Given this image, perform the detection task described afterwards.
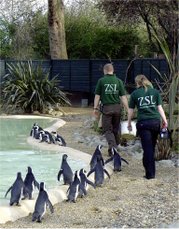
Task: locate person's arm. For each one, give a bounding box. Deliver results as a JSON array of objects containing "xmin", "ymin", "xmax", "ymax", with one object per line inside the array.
[
  {"xmin": 127, "ymin": 108, "xmax": 134, "ymax": 131},
  {"xmin": 120, "ymin": 95, "xmax": 129, "ymax": 112},
  {"xmin": 158, "ymin": 105, "xmax": 168, "ymax": 128},
  {"xmin": 93, "ymin": 94, "xmax": 100, "ymax": 117}
]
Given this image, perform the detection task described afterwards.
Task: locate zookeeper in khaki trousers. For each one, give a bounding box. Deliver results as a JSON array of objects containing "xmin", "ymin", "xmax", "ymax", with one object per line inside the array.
[{"xmin": 93, "ymin": 63, "xmax": 129, "ymax": 156}]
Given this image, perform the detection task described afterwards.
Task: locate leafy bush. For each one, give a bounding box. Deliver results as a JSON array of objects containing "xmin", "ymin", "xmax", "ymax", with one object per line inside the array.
[{"xmin": 0, "ymin": 61, "xmax": 71, "ymax": 113}]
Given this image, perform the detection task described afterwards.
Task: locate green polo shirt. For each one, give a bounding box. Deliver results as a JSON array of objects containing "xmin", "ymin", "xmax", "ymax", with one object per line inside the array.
[
  {"xmin": 129, "ymin": 86, "xmax": 162, "ymax": 121},
  {"xmin": 95, "ymin": 74, "xmax": 126, "ymax": 105}
]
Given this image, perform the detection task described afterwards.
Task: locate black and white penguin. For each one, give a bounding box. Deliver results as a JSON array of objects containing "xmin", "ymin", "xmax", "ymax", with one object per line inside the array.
[
  {"xmin": 30, "ymin": 123, "xmax": 43, "ymax": 139},
  {"xmin": 5, "ymin": 172, "xmax": 24, "ymax": 206},
  {"xmin": 87, "ymin": 155, "xmax": 110, "ymax": 187},
  {"xmin": 105, "ymin": 147, "xmax": 129, "ymax": 172},
  {"xmin": 90, "ymin": 145, "xmax": 104, "ymax": 170},
  {"xmin": 66, "ymin": 170, "xmax": 81, "ymax": 203},
  {"xmin": 22, "ymin": 166, "xmax": 39, "ymax": 200},
  {"xmin": 57, "ymin": 154, "xmax": 73, "ymax": 185},
  {"xmin": 39, "ymin": 130, "xmax": 55, "ymax": 144},
  {"xmin": 51, "ymin": 131, "xmax": 66, "ymax": 146},
  {"xmin": 79, "ymin": 168, "xmax": 95, "ymax": 197},
  {"xmin": 32, "ymin": 182, "xmax": 54, "ymax": 223}
]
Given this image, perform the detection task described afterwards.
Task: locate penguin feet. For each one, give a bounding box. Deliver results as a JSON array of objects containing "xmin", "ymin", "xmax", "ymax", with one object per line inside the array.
[
  {"xmin": 114, "ymin": 169, "xmax": 121, "ymax": 172},
  {"xmin": 37, "ymin": 220, "xmax": 42, "ymax": 223}
]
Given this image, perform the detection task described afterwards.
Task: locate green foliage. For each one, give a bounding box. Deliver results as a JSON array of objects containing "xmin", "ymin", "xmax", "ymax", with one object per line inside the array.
[
  {"xmin": 66, "ymin": 13, "xmax": 140, "ymax": 59},
  {"xmin": 0, "ymin": 61, "xmax": 71, "ymax": 113},
  {"xmin": 31, "ymin": 12, "xmax": 49, "ymax": 59},
  {"xmin": 0, "ymin": 1, "xmax": 160, "ymax": 59},
  {"xmin": 92, "ymin": 120, "xmax": 103, "ymax": 134},
  {"xmin": 0, "ymin": 19, "xmax": 13, "ymax": 58}
]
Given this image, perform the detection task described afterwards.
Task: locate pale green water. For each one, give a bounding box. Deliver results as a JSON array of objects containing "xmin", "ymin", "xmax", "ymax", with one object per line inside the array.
[{"xmin": 0, "ymin": 118, "xmax": 86, "ymax": 204}]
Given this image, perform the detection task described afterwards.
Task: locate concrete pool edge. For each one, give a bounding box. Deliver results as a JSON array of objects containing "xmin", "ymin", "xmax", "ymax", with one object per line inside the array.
[{"xmin": 0, "ymin": 116, "xmax": 113, "ymax": 224}]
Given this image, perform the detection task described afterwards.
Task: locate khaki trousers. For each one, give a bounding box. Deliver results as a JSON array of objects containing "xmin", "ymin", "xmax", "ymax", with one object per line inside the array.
[{"xmin": 102, "ymin": 104, "xmax": 121, "ymax": 150}]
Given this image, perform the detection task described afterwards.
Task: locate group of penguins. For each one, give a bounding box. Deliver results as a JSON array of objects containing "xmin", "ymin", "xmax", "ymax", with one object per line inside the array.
[
  {"xmin": 4, "ymin": 124, "xmax": 129, "ymax": 223},
  {"xmin": 30, "ymin": 123, "xmax": 66, "ymax": 146}
]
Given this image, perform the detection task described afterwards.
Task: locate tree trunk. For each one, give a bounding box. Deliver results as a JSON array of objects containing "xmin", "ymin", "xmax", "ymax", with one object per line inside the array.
[{"xmin": 48, "ymin": 0, "xmax": 68, "ymax": 59}]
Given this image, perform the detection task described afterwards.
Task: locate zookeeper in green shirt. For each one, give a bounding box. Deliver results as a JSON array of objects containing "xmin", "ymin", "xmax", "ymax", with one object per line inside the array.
[
  {"xmin": 93, "ymin": 63, "xmax": 129, "ymax": 156},
  {"xmin": 127, "ymin": 74, "xmax": 168, "ymax": 180}
]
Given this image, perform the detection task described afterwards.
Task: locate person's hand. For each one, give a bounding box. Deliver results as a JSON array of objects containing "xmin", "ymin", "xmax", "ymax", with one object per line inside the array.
[
  {"xmin": 162, "ymin": 120, "xmax": 168, "ymax": 129},
  {"xmin": 127, "ymin": 123, "xmax": 132, "ymax": 132},
  {"xmin": 93, "ymin": 109, "xmax": 99, "ymax": 118}
]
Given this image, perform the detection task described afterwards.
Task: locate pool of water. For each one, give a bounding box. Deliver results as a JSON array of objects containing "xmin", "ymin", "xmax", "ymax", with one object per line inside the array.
[{"xmin": 0, "ymin": 117, "xmax": 87, "ymax": 204}]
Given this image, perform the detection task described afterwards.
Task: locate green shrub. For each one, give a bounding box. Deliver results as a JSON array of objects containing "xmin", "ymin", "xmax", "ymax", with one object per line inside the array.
[{"xmin": 0, "ymin": 61, "xmax": 71, "ymax": 113}]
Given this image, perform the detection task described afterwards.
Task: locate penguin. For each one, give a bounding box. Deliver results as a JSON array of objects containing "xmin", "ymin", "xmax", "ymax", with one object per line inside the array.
[
  {"xmin": 30, "ymin": 123, "xmax": 43, "ymax": 139},
  {"xmin": 105, "ymin": 147, "xmax": 129, "ymax": 172},
  {"xmin": 66, "ymin": 170, "xmax": 81, "ymax": 203},
  {"xmin": 5, "ymin": 172, "xmax": 24, "ymax": 206},
  {"xmin": 90, "ymin": 145, "xmax": 104, "ymax": 170},
  {"xmin": 22, "ymin": 166, "xmax": 39, "ymax": 200},
  {"xmin": 39, "ymin": 130, "xmax": 55, "ymax": 144},
  {"xmin": 51, "ymin": 131, "xmax": 66, "ymax": 146},
  {"xmin": 79, "ymin": 168, "xmax": 95, "ymax": 197},
  {"xmin": 32, "ymin": 182, "xmax": 54, "ymax": 223},
  {"xmin": 87, "ymin": 155, "xmax": 110, "ymax": 187},
  {"xmin": 57, "ymin": 154, "xmax": 73, "ymax": 185}
]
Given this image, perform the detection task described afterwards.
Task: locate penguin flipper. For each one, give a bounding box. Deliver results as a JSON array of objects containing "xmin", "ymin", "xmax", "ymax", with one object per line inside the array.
[
  {"xmin": 101, "ymin": 157, "xmax": 105, "ymax": 166},
  {"xmin": 57, "ymin": 169, "xmax": 63, "ymax": 181},
  {"xmin": 5, "ymin": 186, "xmax": 12, "ymax": 197},
  {"xmin": 121, "ymin": 158, "xmax": 129, "ymax": 165},
  {"xmin": 79, "ymin": 185, "xmax": 87, "ymax": 196},
  {"xmin": 47, "ymin": 199, "xmax": 54, "ymax": 214},
  {"xmin": 87, "ymin": 169, "xmax": 95, "ymax": 177},
  {"xmin": 104, "ymin": 169, "xmax": 110, "ymax": 179},
  {"xmin": 105, "ymin": 157, "xmax": 113, "ymax": 164},
  {"xmin": 34, "ymin": 180, "xmax": 40, "ymax": 189},
  {"xmin": 86, "ymin": 179, "xmax": 96, "ymax": 189}
]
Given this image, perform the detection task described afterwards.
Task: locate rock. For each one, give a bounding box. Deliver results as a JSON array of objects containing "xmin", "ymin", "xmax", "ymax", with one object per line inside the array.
[{"xmin": 156, "ymin": 160, "xmax": 175, "ymax": 167}]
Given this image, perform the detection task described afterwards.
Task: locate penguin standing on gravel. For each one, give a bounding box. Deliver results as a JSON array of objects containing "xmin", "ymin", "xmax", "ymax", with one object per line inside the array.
[
  {"xmin": 5, "ymin": 172, "xmax": 24, "ymax": 206},
  {"xmin": 57, "ymin": 154, "xmax": 73, "ymax": 185},
  {"xmin": 90, "ymin": 145, "xmax": 104, "ymax": 170},
  {"xmin": 79, "ymin": 168, "xmax": 95, "ymax": 197},
  {"xmin": 32, "ymin": 182, "xmax": 54, "ymax": 223},
  {"xmin": 51, "ymin": 131, "xmax": 66, "ymax": 146},
  {"xmin": 105, "ymin": 147, "xmax": 129, "ymax": 172},
  {"xmin": 22, "ymin": 166, "xmax": 39, "ymax": 200},
  {"xmin": 88, "ymin": 155, "xmax": 110, "ymax": 187},
  {"xmin": 66, "ymin": 170, "xmax": 81, "ymax": 203}
]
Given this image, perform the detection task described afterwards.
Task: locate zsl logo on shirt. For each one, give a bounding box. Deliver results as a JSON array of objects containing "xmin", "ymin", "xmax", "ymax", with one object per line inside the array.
[
  {"xmin": 104, "ymin": 84, "xmax": 118, "ymax": 94},
  {"xmin": 138, "ymin": 95, "xmax": 156, "ymax": 108}
]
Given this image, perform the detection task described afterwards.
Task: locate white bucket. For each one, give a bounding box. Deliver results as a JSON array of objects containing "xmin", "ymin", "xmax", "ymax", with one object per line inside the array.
[{"xmin": 121, "ymin": 121, "xmax": 136, "ymax": 136}]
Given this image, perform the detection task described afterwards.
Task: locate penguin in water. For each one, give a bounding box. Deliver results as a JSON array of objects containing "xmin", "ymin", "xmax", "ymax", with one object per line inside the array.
[
  {"xmin": 57, "ymin": 154, "xmax": 73, "ymax": 185},
  {"xmin": 22, "ymin": 166, "xmax": 39, "ymax": 200},
  {"xmin": 39, "ymin": 130, "xmax": 55, "ymax": 144},
  {"xmin": 32, "ymin": 182, "xmax": 54, "ymax": 223},
  {"xmin": 105, "ymin": 147, "xmax": 129, "ymax": 172},
  {"xmin": 66, "ymin": 170, "xmax": 81, "ymax": 203},
  {"xmin": 79, "ymin": 168, "xmax": 95, "ymax": 197},
  {"xmin": 87, "ymin": 155, "xmax": 110, "ymax": 187},
  {"xmin": 30, "ymin": 123, "xmax": 43, "ymax": 139},
  {"xmin": 90, "ymin": 145, "xmax": 104, "ymax": 170},
  {"xmin": 5, "ymin": 172, "xmax": 24, "ymax": 206},
  {"xmin": 51, "ymin": 131, "xmax": 66, "ymax": 146}
]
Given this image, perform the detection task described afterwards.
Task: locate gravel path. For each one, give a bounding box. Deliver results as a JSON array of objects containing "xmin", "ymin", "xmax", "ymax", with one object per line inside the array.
[{"xmin": 1, "ymin": 108, "xmax": 178, "ymax": 228}]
